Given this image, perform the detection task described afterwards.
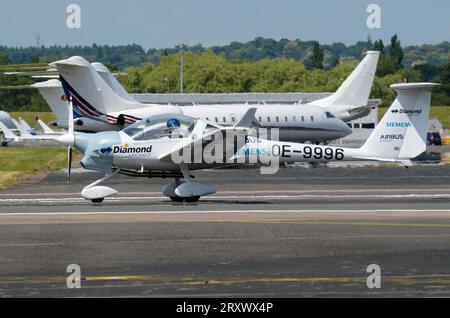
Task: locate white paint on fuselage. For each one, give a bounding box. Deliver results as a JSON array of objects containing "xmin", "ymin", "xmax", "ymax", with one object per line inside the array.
[{"xmin": 108, "ymin": 104, "xmax": 351, "ymax": 143}]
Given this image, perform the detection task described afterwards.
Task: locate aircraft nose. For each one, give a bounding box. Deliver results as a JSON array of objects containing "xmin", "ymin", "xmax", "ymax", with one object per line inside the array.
[{"xmin": 343, "ymin": 122, "xmax": 352, "ymax": 135}]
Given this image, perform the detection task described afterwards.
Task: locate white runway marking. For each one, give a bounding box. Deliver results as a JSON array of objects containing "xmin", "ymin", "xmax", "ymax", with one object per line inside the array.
[
  {"xmin": 0, "ymin": 209, "xmax": 450, "ymax": 216},
  {"xmin": 0, "ymin": 193, "xmax": 448, "ymax": 205},
  {"xmin": 0, "ymin": 188, "xmax": 449, "ymax": 197}
]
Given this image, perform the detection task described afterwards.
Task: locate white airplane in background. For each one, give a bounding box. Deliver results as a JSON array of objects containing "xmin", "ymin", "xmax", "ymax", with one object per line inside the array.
[
  {"xmin": 49, "ymin": 52, "xmax": 380, "ymax": 142},
  {"xmin": 53, "ymin": 82, "xmax": 437, "ymax": 203}
]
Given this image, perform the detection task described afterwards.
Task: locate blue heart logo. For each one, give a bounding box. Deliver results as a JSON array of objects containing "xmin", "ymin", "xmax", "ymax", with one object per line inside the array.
[{"xmin": 100, "ymin": 147, "xmax": 112, "ymax": 154}]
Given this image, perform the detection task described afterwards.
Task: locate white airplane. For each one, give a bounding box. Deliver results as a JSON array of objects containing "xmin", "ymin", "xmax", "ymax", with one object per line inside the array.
[
  {"xmin": 55, "ymin": 82, "xmax": 437, "ymax": 203},
  {"xmin": 0, "ymin": 119, "xmax": 59, "ymax": 144},
  {"xmin": 49, "ymin": 53, "xmax": 380, "ymax": 143}
]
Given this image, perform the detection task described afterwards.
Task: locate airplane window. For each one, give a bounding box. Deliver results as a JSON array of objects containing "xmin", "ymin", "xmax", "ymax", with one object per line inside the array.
[
  {"xmin": 354, "ymin": 123, "xmax": 360, "ymax": 128},
  {"xmin": 276, "ymin": 116, "xmax": 279, "ymax": 122},
  {"xmin": 267, "ymin": 117, "xmax": 270, "ymax": 122},
  {"xmin": 206, "ymin": 117, "xmax": 209, "ymax": 121},
  {"xmin": 223, "ymin": 117, "xmax": 226, "ymax": 123},
  {"xmin": 285, "ymin": 116, "xmax": 288, "ymax": 122},
  {"xmin": 232, "ymin": 117, "xmax": 236, "ymax": 122},
  {"xmin": 215, "ymin": 117, "xmax": 218, "ymax": 123},
  {"xmin": 123, "ymin": 127, "xmax": 144, "ymax": 137},
  {"xmin": 301, "ymin": 116, "xmax": 304, "ymax": 122},
  {"xmin": 259, "ymin": 116, "xmax": 262, "ymax": 122},
  {"xmin": 362, "ymin": 123, "xmax": 375, "ymax": 129},
  {"xmin": 125, "ymin": 114, "xmax": 196, "ymax": 140},
  {"xmin": 311, "ymin": 116, "xmax": 314, "ymax": 122},
  {"xmin": 293, "ymin": 116, "xmax": 297, "ymax": 122},
  {"xmin": 325, "ymin": 112, "xmax": 335, "ymax": 118}
]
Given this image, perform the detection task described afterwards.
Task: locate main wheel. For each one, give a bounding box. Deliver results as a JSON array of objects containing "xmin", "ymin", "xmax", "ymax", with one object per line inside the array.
[
  {"xmin": 184, "ymin": 196, "xmax": 200, "ymax": 203},
  {"xmin": 170, "ymin": 196, "xmax": 184, "ymax": 202},
  {"xmin": 91, "ymin": 198, "xmax": 104, "ymax": 203}
]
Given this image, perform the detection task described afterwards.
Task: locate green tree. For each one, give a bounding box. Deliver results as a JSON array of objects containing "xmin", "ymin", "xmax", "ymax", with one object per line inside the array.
[
  {"xmin": 310, "ymin": 41, "xmax": 324, "ymax": 69},
  {"xmin": 372, "ymin": 39, "xmax": 384, "ymax": 53},
  {"xmin": 0, "ymin": 52, "xmax": 11, "ymax": 65},
  {"xmin": 389, "ymin": 34, "xmax": 404, "ymax": 71}
]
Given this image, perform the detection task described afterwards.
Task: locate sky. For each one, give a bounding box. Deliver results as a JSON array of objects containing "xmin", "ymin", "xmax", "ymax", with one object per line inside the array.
[{"xmin": 0, "ymin": 0, "xmax": 449, "ymax": 49}]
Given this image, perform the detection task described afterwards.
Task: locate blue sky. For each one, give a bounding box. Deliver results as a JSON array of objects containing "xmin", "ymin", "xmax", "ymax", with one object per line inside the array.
[{"xmin": 0, "ymin": 0, "xmax": 449, "ymax": 49}]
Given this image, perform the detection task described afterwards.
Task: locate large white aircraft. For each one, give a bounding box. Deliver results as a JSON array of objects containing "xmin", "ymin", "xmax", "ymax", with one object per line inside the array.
[
  {"xmin": 54, "ymin": 82, "xmax": 437, "ymax": 203},
  {"xmin": 49, "ymin": 52, "xmax": 380, "ymax": 142}
]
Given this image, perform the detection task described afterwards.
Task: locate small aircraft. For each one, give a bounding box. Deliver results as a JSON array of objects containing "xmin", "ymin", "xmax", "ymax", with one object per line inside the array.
[{"xmin": 54, "ymin": 82, "xmax": 438, "ymax": 203}]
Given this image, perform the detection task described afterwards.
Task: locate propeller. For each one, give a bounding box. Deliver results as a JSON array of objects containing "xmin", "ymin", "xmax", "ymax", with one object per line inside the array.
[
  {"xmin": 67, "ymin": 145, "xmax": 73, "ymax": 181},
  {"xmin": 66, "ymin": 98, "xmax": 74, "ymax": 182},
  {"xmin": 55, "ymin": 97, "xmax": 75, "ymax": 182}
]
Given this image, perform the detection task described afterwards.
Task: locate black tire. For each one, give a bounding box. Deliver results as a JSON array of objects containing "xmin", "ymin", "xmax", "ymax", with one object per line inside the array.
[
  {"xmin": 184, "ymin": 196, "xmax": 200, "ymax": 203},
  {"xmin": 170, "ymin": 196, "xmax": 184, "ymax": 202},
  {"xmin": 91, "ymin": 198, "xmax": 104, "ymax": 203}
]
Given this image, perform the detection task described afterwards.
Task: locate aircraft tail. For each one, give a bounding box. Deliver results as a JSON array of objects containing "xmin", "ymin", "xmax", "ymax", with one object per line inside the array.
[
  {"xmin": 18, "ymin": 118, "xmax": 32, "ymax": 131},
  {"xmin": 11, "ymin": 118, "xmax": 33, "ymax": 137},
  {"xmin": 91, "ymin": 62, "xmax": 138, "ymax": 103},
  {"xmin": 32, "ymin": 80, "xmax": 69, "ymax": 125},
  {"xmin": 357, "ymin": 83, "xmax": 439, "ymax": 161},
  {"xmin": 0, "ymin": 121, "xmax": 18, "ymax": 140},
  {"xmin": 36, "ymin": 119, "xmax": 56, "ymax": 134},
  {"xmin": 49, "ymin": 56, "xmax": 141, "ymax": 123},
  {"xmin": 311, "ymin": 51, "xmax": 380, "ymax": 110}
]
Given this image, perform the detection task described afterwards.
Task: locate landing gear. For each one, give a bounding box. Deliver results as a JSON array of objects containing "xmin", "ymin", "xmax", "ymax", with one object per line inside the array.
[
  {"xmin": 81, "ymin": 170, "xmax": 119, "ymax": 203},
  {"xmin": 163, "ymin": 164, "xmax": 217, "ymax": 203},
  {"xmin": 169, "ymin": 196, "xmax": 200, "ymax": 203},
  {"xmin": 170, "ymin": 196, "xmax": 184, "ymax": 202}
]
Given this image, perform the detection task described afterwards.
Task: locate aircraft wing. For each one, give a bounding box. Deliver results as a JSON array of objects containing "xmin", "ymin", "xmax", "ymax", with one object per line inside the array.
[{"xmin": 158, "ymin": 108, "xmax": 257, "ymax": 163}]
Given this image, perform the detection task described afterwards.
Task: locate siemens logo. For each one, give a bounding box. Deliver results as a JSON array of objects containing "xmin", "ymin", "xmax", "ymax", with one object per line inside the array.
[
  {"xmin": 114, "ymin": 145, "xmax": 153, "ymax": 154},
  {"xmin": 380, "ymin": 134, "xmax": 404, "ymax": 141},
  {"xmin": 386, "ymin": 122, "xmax": 412, "ymax": 128}
]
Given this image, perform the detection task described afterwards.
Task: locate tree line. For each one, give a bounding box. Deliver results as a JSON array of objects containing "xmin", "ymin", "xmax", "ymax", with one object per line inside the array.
[{"xmin": 0, "ymin": 35, "xmax": 449, "ymax": 112}]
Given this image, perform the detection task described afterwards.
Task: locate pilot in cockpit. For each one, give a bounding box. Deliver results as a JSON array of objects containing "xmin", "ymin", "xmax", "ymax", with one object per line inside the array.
[{"xmin": 165, "ymin": 118, "xmax": 183, "ymax": 138}]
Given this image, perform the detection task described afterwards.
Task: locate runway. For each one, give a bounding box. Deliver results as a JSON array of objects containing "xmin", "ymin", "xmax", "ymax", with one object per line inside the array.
[{"xmin": 0, "ymin": 165, "xmax": 449, "ymax": 297}]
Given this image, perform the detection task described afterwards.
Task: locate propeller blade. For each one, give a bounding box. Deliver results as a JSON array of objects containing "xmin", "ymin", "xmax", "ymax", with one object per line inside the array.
[{"xmin": 67, "ymin": 146, "xmax": 73, "ymax": 182}]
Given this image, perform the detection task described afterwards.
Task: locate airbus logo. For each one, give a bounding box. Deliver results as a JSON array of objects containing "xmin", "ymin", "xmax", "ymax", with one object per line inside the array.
[
  {"xmin": 100, "ymin": 147, "xmax": 112, "ymax": 154},
  {"xmin": 380, "ymin": 134, "xmax": 404, "ymax": 142}
]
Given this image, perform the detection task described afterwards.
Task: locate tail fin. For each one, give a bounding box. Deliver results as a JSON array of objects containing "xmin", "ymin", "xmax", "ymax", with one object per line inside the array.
[
  {"xmin": 0, "ymin": 121, "xmax": 18, "ymax": 140},
  {"xmin": 358, "ymin": 83, "xmax": 439, "ymax": 161},
  {"xmin": 32, "ymin": 80, "xmax": 69, "ymax": 125},
  {"xmin": 18, "ymin": 118, "xmax": 32, "ymax": 131},
  {"xmin": 91, "ymin": 62, "xmax": 138, "ymax": 103},
  {"xmin": 36, "ymin": 119, "xmax": 56, "ymax": 134},
  {"xmin": 11, "ymin": 119, "xmax": 33, "ymax": 137},
  {"xmin": 50, "ymin": 57, "xmax": 140, "ymax": 119},
  {"xmin": 311, "ymin": 51, "xmax": 379, "ymax": 110}
]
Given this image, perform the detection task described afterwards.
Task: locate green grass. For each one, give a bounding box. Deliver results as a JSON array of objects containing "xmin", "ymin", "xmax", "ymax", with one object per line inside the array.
[
  {"xmin": 0, "ymin": 147, "xmax": 67, "ymax": 189},
  {"xmin": 378, "ymin": 106, "xmax": 450, "ymax": 129}
]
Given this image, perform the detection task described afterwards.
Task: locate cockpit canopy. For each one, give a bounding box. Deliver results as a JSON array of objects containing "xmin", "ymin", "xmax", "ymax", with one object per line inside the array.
[{"xmin": 122, "ymin": 113, "xmax": 221, "ymax": 141}]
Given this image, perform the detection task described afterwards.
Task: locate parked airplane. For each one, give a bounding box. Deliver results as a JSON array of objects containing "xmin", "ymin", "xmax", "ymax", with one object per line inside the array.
[
  {"xmin": 55, "ymin": 82, "xmax": 437, "ymax": 203},
  {"xmin": 0, "ymin": 119, "xmax": 58, "ymax": 144},
  {"xmin": 50, "ymin": 53, "xmax": 381, "ymax": 142}
]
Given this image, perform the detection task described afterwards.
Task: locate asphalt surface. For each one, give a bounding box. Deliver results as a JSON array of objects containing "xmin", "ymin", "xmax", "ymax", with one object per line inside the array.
[{"xmin": 0, "ymin": 164, "xmax": 449, "ymax": 297}]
